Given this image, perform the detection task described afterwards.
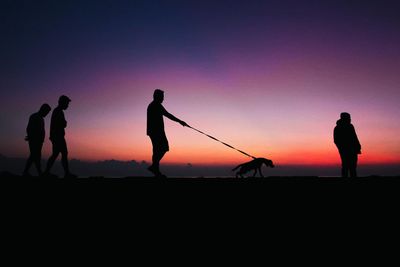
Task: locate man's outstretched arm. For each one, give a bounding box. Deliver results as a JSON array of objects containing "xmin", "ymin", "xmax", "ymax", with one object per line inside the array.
[{"xmin": 163, "ymin": 108, "xmax": 188, "ymax": 127}]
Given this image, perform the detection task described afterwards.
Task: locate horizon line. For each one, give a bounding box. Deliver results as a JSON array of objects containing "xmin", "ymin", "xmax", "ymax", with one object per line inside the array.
[{"xmin": 1, "ymin": 154, "xmax": 399, "ymax": 167}]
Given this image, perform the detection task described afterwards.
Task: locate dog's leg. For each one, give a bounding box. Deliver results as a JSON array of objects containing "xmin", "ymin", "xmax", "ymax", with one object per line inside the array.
[
  {"xmin": 252, "ymin": 169, "xmax": 257, "ymax": 177},
  {"xmin": 259, "ymin": 168, "xmax": 264, "ymax": 178}
]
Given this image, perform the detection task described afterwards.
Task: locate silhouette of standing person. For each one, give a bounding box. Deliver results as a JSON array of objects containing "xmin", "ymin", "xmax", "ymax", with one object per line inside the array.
[
  {"xmin": 147, "ymin": 89, "xmax": 188, "ymax": 177},
  {"xmin": 23, "ymin": 104, "xmax": 51, "ymax": 176},
  {"xmin": 334, "ymin": 112, "xmax": 361, "ymax": 177},
  {"xmin": 44, "ymin": 95, "xmax": 77, "ymax": 178}
]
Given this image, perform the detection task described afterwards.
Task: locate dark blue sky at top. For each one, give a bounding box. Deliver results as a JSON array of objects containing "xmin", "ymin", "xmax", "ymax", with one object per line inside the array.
[{"xmin": 1, "ymin": 0, "xmax": 400, "ymax": 92}]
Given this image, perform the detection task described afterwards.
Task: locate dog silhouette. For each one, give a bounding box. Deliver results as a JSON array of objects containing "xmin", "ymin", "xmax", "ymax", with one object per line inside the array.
[{"xmin": 232, "ymin": 157, "xmax": 274, "ymax": 178}]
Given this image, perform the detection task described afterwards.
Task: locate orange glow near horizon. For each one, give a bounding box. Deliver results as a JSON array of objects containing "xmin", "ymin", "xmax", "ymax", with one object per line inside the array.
[{"xmin": 44, "ymin": 119, "xmax": 398, "ymax": 167}]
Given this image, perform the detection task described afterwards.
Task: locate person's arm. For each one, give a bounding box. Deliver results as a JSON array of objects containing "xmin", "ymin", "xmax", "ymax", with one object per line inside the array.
[
  {"xmin": 25, "ymin": 116, "xmax": 33, "ymax": 140},
  {"xmin": 61, "ymin": 112, "xmax": 67, "ymax": 128},
  {"xmin": 333, "ymin": 127, "xmax": 339, "ymax": 148},
  {"xmin": 40, "ymin": 118, "xmax": 45, "ymax": 143},
  {"xmin": 162, "ymin": 106, "xmax": 188, "ymax": 127},
  {"xmin": 351, "ymin": 125, "xmax": 361, "ymax": 153},
  {"xmin": 53, "ymin": 110, "xmax": 67, "ymax": 129}
]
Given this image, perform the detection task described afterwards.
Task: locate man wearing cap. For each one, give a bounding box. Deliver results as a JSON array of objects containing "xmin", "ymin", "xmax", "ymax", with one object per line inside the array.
[
  {"xmin": 147, "ymin": 89, "xmax": 188, "ymax": 178},
  {"xmin": 44, "ymin": 95, "xmax": 77, "ymax": 178},
  {"xmin": 334, "ymin": 112, "xmax": 362, "ymax": 177},
  {"xmin": 23, "ymin": 103, "xmax": 52, "ymax": 176}
]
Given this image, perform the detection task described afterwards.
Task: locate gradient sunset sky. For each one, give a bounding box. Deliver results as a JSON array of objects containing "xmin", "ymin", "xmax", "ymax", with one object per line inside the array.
[{"xmin": 1, "ymin": 0, "xmax": 399, "ymax": 167}]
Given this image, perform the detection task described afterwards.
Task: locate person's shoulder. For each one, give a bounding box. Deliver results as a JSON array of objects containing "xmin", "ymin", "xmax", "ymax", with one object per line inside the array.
[
  {"xmin": 30, "ymin": 112, "xmax": 40, "ymax": 120},
  {"xmin": 334, "ymin": 123, "xmax": 339, "ymax": 130},
  {"xmin": 148, "ymin": 101, "xmax": 162, "ymax": 109},
  {"xmin": 51, "ymin": 107, "xmax": 63, "ymax": 118},
  {"xmin": 53, "ymin": 106, "xmax": 63, "ymax": 113},
  {"xmin": 147, "ymin": 101, "xmax": 154, "ymax": 110}
]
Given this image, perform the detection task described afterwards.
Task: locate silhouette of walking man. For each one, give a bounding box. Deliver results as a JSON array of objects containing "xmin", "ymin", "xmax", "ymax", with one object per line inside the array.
[
  {"xmin": 147, "ymin": 89, "xmax": 188, "ymax": 177},
  {"xmin": 44, "ymin": 95, "xmax": 77, "ymax": 178},
  {"xmin": 334, "ymin": 112, "xmax": 361, "ymax": 177},
  {"xmin": 23, "ymin": 103, "xmax": 52, "ymax": 176}
]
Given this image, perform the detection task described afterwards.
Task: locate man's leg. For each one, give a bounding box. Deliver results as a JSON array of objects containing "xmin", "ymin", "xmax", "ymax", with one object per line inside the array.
[
  {"xmin": 349, "ymin": 154, "xmax": 358, "ymax": 178},
  {"xmin": 149, "ymin": 135, "xmax": 168, "ymax": 177},
  {"xmin": 340, "ymin": 153, "xmax": 349, "ymax": 178},
  {"xmin": 45, "ymin": 141, "xmax": 60, "ymax": 175},
  {"xmin": 23, "ymin": 152, "xmax": 33, "ymax": 176},
  {"xmin": 23, "ymin": 141, "xmax": 39, "ymax": 175},
  {"xmin": 32, "ymin": 143, "xmax": 43, "ymax": 176},
  {"xmin": 151, "ymin": 151, "xmax": 160, "ymax": 171},
  {"xmin": 61, "ymin": 151, "xmax": 69, "ymax": 174},
  {"xmin": 150, "ymin": 149, "xmax": 167, "ymax": 176},
  {"xmin": 59, "ymin": 138, "xmax": 76, "ymax": 178}
]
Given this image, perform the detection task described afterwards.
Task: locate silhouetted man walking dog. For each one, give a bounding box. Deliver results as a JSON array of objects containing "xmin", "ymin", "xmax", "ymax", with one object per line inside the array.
[
  {"xmin": 23, "ymin": 103, "xmax": 51, "ymax": 176},
  {"xmin": 147, "ymin": 89, "xmax": 188, "ymax": 177},
  {"xmin": 334, "ymin": 112, "xmax": 361, "ymax": 177},
  {"xmin": 44, "ymin": 95, "xmax": 77, "ymax": 178}
]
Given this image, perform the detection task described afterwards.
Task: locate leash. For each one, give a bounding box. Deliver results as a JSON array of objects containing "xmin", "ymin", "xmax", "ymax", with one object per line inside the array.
[{"xmin": 187, "ymin": 125, "xmax": 256, "ymax": 159}]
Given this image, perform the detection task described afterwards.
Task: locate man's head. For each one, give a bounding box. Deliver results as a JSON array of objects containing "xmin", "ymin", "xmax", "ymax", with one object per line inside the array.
[
  {"xmin": 58, "ymin": 95, "xmax": 71, "ymax": 110},
  {"xmin": 340, "ymin": 112, "xmax": 351, "ymax": 123},
  {"xmin": 39, "ymin": 103, "xmax": 51, "ymax": 117},
  {"xmin": 153, "ymin": 89, "xmax": 164, "ymax": 103}
]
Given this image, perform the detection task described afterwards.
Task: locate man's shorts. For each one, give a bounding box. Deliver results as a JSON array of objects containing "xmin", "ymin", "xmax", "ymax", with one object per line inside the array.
[
  {"xmin": 149, "ymin": 133, "xmax": 169, "ymax": 153},
  {"xmin": 51, "ymin": 138, "xmax": 68, "ymax": 154}
]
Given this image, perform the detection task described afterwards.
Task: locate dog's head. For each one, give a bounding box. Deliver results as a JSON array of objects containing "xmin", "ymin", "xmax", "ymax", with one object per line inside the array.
[{"xmin": 262, "ymin": 158, "xmax": 274, "ymax": 168}]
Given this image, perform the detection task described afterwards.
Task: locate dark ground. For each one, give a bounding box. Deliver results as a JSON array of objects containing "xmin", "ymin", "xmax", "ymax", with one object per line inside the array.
[
  {"xmin": 0, "ymin": 171, "xmax": 398, "ymax": 181},
  {"xmin": 2, "ymin": 171, "xmax": 399, "ymax": 245},
  {"xmin": 2, "ymin": 171, "xmax": 399, "ymax": 199},
  {"xmin": 2, "ymin": 171, "xmax": 399, "ymax": 185}
]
